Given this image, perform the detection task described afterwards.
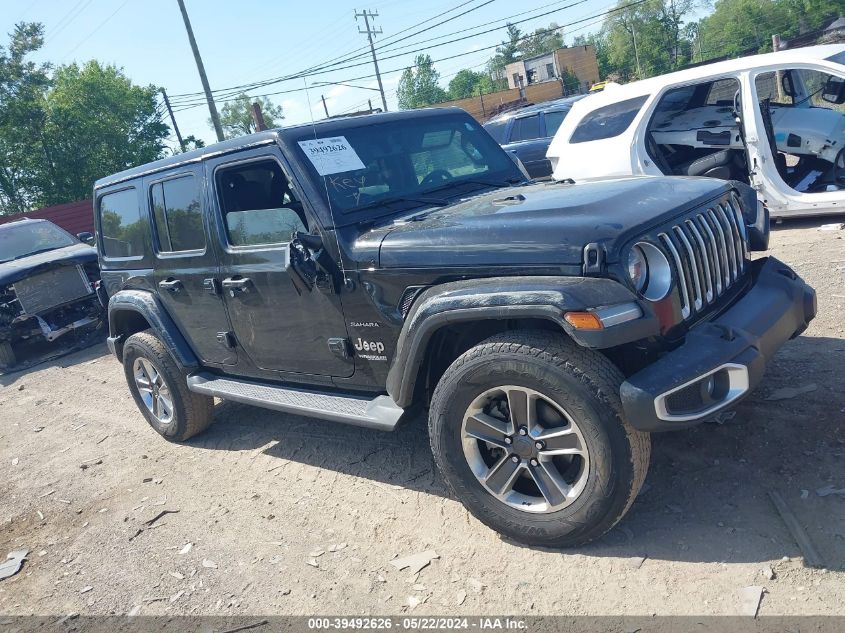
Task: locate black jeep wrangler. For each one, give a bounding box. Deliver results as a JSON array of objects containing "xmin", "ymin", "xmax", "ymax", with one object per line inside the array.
[{"xmin": 96, "ymin": 108, "xmax": 815, "ymax": 547}]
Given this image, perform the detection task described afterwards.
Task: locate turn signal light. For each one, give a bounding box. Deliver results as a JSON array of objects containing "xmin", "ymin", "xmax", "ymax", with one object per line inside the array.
[{"xmin": 564, "ymin": 311, "xmax": 604, "ymax": 330}]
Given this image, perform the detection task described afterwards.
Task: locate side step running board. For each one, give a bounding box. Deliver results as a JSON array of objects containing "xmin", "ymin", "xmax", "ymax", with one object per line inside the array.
[{"xmin": 186, "ymin": 372, "xmax": 404, "ymax": 432}]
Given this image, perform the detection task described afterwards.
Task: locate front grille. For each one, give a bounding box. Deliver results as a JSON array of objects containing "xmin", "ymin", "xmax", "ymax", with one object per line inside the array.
[
  {"xmin": 12, "ymin": 265, "xmax": 93, "ymax": 315},
  {"xmin": 658, "ymin": 195, "xmax": 748, "ymax": 320}
]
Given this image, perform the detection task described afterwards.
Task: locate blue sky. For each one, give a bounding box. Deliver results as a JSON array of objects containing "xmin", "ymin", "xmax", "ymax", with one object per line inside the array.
[{"xmin": 4, "ymin": 0, "xmax": 617, "ymax": 147}]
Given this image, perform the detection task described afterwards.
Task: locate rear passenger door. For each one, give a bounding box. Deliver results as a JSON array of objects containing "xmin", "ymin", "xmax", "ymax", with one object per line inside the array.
[
  {"xmin": 146, "ymin": 167, "xmax": 237, "ymax": 366},
  {"xmin": 506, "ymin": 113, "xmax": 549, "ymax": 178},
  {"xmin": 205, "ymin": 148, "xmax": 354, "ymax": 378}
]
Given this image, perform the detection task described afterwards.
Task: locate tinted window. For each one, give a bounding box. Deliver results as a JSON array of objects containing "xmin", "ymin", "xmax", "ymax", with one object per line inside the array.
[
  {"xmin": 569, "ymin": 95, "xmax": 649, "ymax": 143},
  {"xmin": 483, "ymin": 119, "xmax": 508, "ymax": 143},
  {"xmin": 151, "ymin": 175, "xmax": 205, "ymax": 253},
  {"xmin": 543, "ymin": 109, "xmax": 569, "ymax": 137},
  {"xmin": 99, "ymin": 188, "xmax": 144, "ymax": 258},
  {"xmin": 510, "ymin": 115, "xmax": 541, "ymax": 142},
  {"xmin": 216, "ymin": 159, "xmax": 306, "ymax": 247}
]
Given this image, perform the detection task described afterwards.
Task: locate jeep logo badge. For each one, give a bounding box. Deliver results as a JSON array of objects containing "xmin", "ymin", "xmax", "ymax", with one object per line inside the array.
[{"xmin": 354, "ymin": 338, "xmax": 385, "ymax": 354}]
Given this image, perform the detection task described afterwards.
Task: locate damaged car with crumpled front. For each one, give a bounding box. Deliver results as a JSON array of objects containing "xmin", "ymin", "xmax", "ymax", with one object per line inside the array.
[{"xmin": 0, "ymin": 218, "xmax": 106, "ymax": 370}]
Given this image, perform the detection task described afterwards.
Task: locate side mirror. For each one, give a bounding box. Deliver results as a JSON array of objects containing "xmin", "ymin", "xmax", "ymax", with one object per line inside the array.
[
  {"xmin": 822, "ymin": 75, "xmax": 845, "ymax": 105},
  {"xmin": 77, "ymin": 231, "xmax": 94, "ymax": 245}
]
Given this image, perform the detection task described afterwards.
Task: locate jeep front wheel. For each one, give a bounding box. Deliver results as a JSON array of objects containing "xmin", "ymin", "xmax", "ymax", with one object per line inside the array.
[
  {"xmin": 429, "ymin": 331, "xmax": 650, "ymax": 547},
  {"xmin": 122, "ymin": 331, "xmax": 213, "ymax": 441}
]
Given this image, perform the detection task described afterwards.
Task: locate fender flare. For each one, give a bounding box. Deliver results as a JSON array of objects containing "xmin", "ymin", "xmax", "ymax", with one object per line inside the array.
[
  {"xmin": 107, "ymin": 290, "xmax": 199, "ymax": 369},
  {"xmin": 385, "ymin": 276, "xmax": 658, "ymax": 408}
]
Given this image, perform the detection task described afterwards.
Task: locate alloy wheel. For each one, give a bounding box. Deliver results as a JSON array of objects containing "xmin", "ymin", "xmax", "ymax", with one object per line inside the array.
[{"xmin": 461, "ymin": 385, "xmax": 590, "ymax": 513}]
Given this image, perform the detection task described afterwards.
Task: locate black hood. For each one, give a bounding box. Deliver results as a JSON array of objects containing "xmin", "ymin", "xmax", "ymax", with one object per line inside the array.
[
  {"xmin": 368, "ymin": 176, "xmax": 732, "ymax": 268},
  {"xmin": 0, "ymin": 243, "xmax": 97, "ymax": 286}
]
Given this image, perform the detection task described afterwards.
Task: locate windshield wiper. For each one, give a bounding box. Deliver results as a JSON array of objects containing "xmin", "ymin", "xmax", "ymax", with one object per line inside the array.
[{"xmin": 354, "ymin": 195, "xmax": 449, "ymax": 212}]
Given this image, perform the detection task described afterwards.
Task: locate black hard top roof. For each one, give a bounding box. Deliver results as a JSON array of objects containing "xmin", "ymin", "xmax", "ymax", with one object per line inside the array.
[{"xmin": 94, "ymin": 107, "xmax": 468, "ymax": 189}]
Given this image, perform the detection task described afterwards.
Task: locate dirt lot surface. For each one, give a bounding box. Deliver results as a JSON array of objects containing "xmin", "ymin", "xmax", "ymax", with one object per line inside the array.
[{"xmin": 1, "ymin": 219, "xmax": 844, "ymax": 618}]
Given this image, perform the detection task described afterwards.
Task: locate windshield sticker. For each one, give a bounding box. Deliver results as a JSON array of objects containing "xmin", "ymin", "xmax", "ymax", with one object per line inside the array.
[{"xmin": 298, "ymin": 136, "xmax": 365, "ymax": 176}]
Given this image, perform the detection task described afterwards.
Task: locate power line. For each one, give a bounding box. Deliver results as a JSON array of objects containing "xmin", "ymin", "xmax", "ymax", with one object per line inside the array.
[
  {"xmin": 60, "ymin": 0, "xmax": 131, "ymax": 60},
  {"xmin": 168, "ymin": 0, "xmax": 497, "ymax": 100},
  {"xmin": 356, "ymin": 9, "xmax": 389, "ymax": 112},
  {"xmin": 169, "ymin": 0, "xmax": 648, "ymax": 112},
  {"xmin": 167, "ymin": 0, "xmax": 596, "ymax": 105},
  {"xmin": 50, "ymin": 0, "xmax": 98, "ymax": 41}
]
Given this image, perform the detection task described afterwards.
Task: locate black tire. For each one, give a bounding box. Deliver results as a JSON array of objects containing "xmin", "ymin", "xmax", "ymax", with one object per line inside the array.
[
  {"xmin": 429, "ymin": 330, "xmax": 650, "ymax": 547},
  {"xmin": 122, "ymin": 330, "xmax": 213, "ymax": 441},
  {"xmin": 0, "ymin": 341, "xmax": 15, "ymax": 370}
]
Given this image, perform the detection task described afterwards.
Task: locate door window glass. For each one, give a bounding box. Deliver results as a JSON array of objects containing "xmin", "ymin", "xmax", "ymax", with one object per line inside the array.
[
  {"xmin": 216, "ymin": 159, "xmax": 307, "ymax": 247},
  {"xmin": 569, "ymin": 95, "xmax": 648, "ymax": 143},
  {"xmin": 509, "ymin": 115, "xmax": 541, "ymax": 142},
  {"xmin": 543, "ymin": 109, "xmax": 569, "ymax": 137},
  {"xmin": 99, "ymin": 188, "xmax": 144, "ymax": 258},
  {"xmin": 151, "ymin": 175, "xmax": 205, "ymax": 252}
]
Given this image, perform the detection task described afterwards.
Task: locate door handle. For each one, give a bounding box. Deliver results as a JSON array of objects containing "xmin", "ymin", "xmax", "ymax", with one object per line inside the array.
[
  {"xmin": 221, "ymin": 277, "xmax": 252, "ymax": 295},
  {"xmin": 158, "ymin": 278, "xmax": 183, "ymax": 293}
]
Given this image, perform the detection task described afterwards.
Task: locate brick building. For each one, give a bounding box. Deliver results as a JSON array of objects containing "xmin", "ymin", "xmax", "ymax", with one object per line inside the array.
[{"xmin": 505, "ymin": 45, "xmax": 600, "ymax": 94}]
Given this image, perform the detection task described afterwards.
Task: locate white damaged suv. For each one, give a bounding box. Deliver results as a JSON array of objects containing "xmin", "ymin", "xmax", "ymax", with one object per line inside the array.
[{"xmin": 547, "ymin": 44, "xmax": 845, "ymax": 219}]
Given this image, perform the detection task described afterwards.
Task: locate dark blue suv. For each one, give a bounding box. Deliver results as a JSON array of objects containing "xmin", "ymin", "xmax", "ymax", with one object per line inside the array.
[{"xmin": 483, "ymin": 96, "xmax": 584, "ymax": 179}]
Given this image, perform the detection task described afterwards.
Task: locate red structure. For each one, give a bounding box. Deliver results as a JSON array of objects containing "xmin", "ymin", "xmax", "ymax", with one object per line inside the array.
[{"xmin": 0, "ymin": 200, "xmax": 94, "ymax": 235}]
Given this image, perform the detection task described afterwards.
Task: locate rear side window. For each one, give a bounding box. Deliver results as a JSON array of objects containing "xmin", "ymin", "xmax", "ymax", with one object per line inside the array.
[
  {"xmin": 150, "ymin": 175, "xmax": 205, "ymax": 253},
  {"xmin": 510, "ymin": 115, "xmax": 541, "ymax": 142},
  {"xmin": 99, "ymin": 188, "xmax": 144, "ymax": 258},
  {"xmin": 543, "ymin": 109, "xmax": 569, "ymax": 137},
  {"xmin": 569, "ymin": 95, "xmax": 649, "ymax": 143}
]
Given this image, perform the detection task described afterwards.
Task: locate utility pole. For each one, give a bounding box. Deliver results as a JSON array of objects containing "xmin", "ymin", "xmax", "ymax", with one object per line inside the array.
[
  {"xmin": 160, "ymin": 88, "xmax": 186, "ymax": 152},
  {"xmin": 355, "ymin": 9, "xmax": 388, "ymax": 112},
  {"xmin": 251, "ymin": 101, "xmax": 267, "ymax": 131},
  {"xmin": 631, "ymin": 22, "xmax": 642, "ymax": 78},
  {"xmin": 176, "ymin": 0, "xmax": 224, "ymax": 142},
  {"xmin": 321, "ymin": 95, "xmax": 330, "ymax": 118}
]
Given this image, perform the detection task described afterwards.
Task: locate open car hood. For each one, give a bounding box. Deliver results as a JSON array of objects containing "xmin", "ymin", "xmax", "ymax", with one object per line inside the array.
[{"xmin": 0, "ymin": 243, "xmax": 97, "ymax": 287}]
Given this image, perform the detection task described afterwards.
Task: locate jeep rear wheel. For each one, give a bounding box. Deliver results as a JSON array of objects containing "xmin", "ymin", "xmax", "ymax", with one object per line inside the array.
[
  {"xmin": 0, "ymin": 341, "xmax": 16, "ymax": 370},
  {"xmin": 429, "ymin": 331, "xmax": 650, "ymax": 547},
  {"xmin": 123, "ymin": 331, "xmax": 213, "ymax": 441}
]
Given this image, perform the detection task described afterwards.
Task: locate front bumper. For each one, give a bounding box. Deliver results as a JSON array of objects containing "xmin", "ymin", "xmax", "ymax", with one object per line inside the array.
[{"xmin": 620, "ymin": 256, "xmax": 816, "ymax": 432}]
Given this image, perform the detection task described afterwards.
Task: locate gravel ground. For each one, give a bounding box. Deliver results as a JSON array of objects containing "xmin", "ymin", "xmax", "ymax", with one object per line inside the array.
[{"xmin": 1, "ymin": 218, "xmax": 844, "ymax": 617}]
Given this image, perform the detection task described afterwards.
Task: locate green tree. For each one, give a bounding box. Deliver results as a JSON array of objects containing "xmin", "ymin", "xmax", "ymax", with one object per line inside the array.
[
  {"xmin": 0, "ymin": 23, "xmax": 50, "ymax": 214},
  {"xmin": 447, "ymin": 69, "xmax": 496, "ymax": 100},
  {"xmin": 698, "ymin": 0, "xmax": 840, "ymax": 59},
  {"xmin": 38, "ymin": 61, "xmax": 168, "ymax": 205},
  {"xmin": 214, "ymin": 93, "xmax": 284, "ymax": 139},
  {"xmin": 521, "ymin": 23, "xmax": 565, "ymax": 58},
  {"xmin": 601, "ymin": 0, "xmax": 695, "ymax": 81},
  {"xmin": 487, "ymin": 23, "xmax": 524, "ymax": 85},
  {"xmin": 396, "ymin": 54, "xmax": 448, "ymax": 109}
]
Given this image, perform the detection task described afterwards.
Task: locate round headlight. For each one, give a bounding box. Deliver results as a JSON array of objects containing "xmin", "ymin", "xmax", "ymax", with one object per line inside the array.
[
  {"xmin": 627, "ymin": 242, "xmax": 672, "ymax": 301},
  {"xmin": 627, "ymin": 246, "xmax": 647, "ymax": 293}
]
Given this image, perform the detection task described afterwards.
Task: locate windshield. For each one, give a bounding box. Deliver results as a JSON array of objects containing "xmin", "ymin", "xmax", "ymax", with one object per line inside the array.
[
  {"xmin": 0, "ymin": 222, "xmax": 78, "ymax": 263},
  {"xmin": 292, "ymin": 113, "xmax": 521, "ymax": 218}
]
